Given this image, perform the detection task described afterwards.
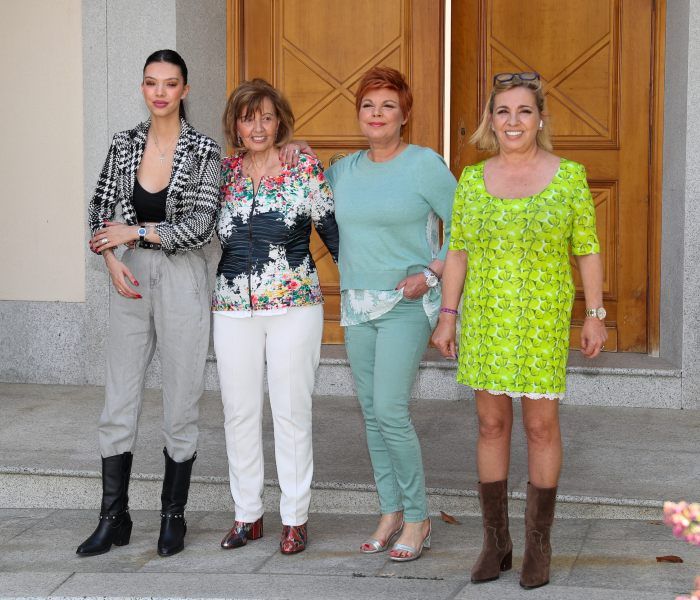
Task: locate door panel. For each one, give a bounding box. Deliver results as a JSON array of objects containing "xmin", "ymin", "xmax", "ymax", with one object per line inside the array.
[
  {"xmin": 229, "ymin": 0, "xmax": 444, "ymax": 343},
  {"xmin": 451, "ymin": 0, "xmax": 654, "ymax": 352}
]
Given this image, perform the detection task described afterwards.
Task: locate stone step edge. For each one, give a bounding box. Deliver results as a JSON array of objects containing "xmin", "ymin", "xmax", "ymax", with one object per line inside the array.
[
  {"xmin": 0, "ymin": 466, "xmax": 663, "ymax": 511},
  {"xmin": 205, "ymin": 352, "xmax": 682, "ymax": 377}
]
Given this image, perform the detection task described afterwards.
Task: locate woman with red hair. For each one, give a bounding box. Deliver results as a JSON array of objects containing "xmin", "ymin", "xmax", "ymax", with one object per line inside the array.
[{"xmin": 326, "ymin": 66, "xmax": 456, "ymax": 562}]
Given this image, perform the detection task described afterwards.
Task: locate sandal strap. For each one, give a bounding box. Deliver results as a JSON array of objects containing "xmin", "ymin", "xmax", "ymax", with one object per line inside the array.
[
  {"xmin": 362, "ymin": 538, "xmax": 384, "ymax": 551},
  {"xmin": 392, "ymin": 542, "xmax": 418, "ymax": 555}
]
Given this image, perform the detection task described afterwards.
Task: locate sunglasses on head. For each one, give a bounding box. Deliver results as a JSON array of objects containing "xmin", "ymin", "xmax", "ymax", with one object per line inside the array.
[{"xmin": 493, "ymin": 72, "xmax": 541, "ymax": 85}]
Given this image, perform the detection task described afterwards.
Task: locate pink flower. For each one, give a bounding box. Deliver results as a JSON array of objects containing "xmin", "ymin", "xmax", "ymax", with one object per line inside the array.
[{"xmin": 664, "ymin": 501, "xmax": 700, "ymax": 546}]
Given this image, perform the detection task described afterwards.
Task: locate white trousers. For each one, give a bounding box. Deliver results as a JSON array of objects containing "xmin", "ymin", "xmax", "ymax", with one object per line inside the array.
[{"xmin": 213, "ymin": 305, "xmax": 323, "ymax": 526}]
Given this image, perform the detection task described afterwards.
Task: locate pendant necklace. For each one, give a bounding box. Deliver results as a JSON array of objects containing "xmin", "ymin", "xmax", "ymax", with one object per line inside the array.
[{"xmin": 152, "ymin": 130, "xmax": 179, "ymax": 166}]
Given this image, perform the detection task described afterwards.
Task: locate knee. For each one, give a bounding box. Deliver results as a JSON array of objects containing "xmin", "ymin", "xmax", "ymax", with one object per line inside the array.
[
  {"xmin": 524, "ymin": 417, "xmax": 560, "ymax": 448},
  {"xmin": 374, "ymin": 401, "xmax": 410, "ymax": 434},
  {"xmin": 478, "ymin": 415, "xmax": 509, "ymax": 441}
]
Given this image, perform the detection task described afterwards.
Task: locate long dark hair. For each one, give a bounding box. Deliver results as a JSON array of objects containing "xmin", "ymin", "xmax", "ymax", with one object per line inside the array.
[{"xmin": 143, "ymin": 49, "xmax": 188, "ymax": 121}]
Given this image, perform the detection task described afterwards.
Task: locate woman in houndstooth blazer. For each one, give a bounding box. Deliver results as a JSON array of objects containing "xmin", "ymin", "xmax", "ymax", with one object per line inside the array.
[{"xmin": 78, "ymin": 50, "xmax": 220, "ymax": 559}]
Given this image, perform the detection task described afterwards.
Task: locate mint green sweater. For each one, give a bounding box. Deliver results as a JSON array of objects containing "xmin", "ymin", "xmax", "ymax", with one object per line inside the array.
[{"xmin": 326, "ymin": 145, "xmax": 456, "ymax": 291}]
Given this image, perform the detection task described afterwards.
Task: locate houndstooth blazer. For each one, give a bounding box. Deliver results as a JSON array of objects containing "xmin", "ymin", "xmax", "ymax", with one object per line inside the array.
[{"xmin": 88, "ymin": 118, "xmax": 221, "ymax": 253}]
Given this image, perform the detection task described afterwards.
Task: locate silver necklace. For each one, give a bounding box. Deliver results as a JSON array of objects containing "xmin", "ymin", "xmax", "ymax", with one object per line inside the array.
[{"xmin": 152, "ymin": 130, "xmax": 179, "ymax": 165}]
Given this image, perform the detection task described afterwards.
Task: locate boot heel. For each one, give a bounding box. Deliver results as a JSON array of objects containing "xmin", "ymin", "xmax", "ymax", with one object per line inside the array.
[
  {"xmin": 114, "ymin": 520, "xmax": 132, "ymax": 546},
  {"xmin": 500, "ymin": 550, "xmax": 512, "ymax": 571},
  {"xmin": 249, "ymin": 518, "xmax": 264, "ymax": 540}
]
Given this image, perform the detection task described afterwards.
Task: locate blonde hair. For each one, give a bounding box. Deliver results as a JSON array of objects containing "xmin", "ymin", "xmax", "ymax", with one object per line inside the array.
[
  {"xmin": 470, "ymin": 78, "xmax": 552, "ymax": 153},
  {"xmin": 222, "ymin": 78, "xmax": 295, "ymax": 152}
]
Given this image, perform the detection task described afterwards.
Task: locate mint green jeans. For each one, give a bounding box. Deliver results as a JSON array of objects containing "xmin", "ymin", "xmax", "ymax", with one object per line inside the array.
[{"xmin": 344, "ymin": 299, "xmax": 432, "ymax": 522}]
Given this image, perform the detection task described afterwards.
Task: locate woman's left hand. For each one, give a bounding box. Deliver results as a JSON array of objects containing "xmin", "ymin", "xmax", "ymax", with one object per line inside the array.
[
  {"xmin": 89, "ymin": 221, "xmax": 137, "ymax": 253},
  {"xmin": 279, "ymin": 140, "xmax": 316, "ymax": 165},
  {"xmin": 396, "ymin": 273, "xmax": 429, "ymax": 300},
  {"xmin": 580, "ymin": 317, "xmax": 607, "ymax": 358}
]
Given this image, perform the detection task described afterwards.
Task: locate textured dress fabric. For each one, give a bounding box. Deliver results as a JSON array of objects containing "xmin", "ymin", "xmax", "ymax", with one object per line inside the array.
[
  {"xmin": 88, "ymin": 118, "xmax": 221, "ymax": 253},
  {"xmin": 213, "ymin": 153, "xmax": 339, "ymax": 313},
  {"xmin": 449, "ymin": 159, "xmax": 600, "ymax": 398}
]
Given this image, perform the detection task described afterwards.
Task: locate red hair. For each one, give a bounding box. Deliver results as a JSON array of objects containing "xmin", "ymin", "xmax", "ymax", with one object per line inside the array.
[{"xmin": 354, "ymin": 66, "xmax": 413, "ymax": 118}]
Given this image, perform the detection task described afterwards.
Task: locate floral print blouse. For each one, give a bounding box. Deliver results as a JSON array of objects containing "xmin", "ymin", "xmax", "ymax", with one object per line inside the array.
[{"xmin": 213, "ymin": 153, "xmax": 339, "ymax": 313}]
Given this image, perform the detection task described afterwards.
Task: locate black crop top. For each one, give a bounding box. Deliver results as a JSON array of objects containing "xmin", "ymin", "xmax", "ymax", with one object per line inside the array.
[{"xmin": 133, "ymin": 178, "xmax": 167, "ymax": 222}]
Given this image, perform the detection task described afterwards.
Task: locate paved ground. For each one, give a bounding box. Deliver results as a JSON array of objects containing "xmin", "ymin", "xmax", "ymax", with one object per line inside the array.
[
  {"xmin": 0, "ymin": 384, "xmax": 698, "ymax": 504},
  {"xmin": 0, "ymin": 383, "xmax": 698, "ymax": 598},
  {"xmin": 0, "ymin": 510, "xmax": 698, "ymax": 599}
]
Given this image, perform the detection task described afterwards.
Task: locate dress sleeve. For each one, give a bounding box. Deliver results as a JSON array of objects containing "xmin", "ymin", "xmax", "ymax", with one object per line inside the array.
[
  {"xmin": 570, "ymin": 163, "xmax": 600, "ymax": 256},
  {"xmin": 155, "ymin": 138, "xmax": 222, "ymax": 251},
  {"xmin": 418, "ymin": 149, "xmax": 457, "ymax": 260},
  {"xmin": 307, "ymin": 157, "xmax": 340, "ymax": 263},
  {"xmin": 448, "ymin": 166, "xmax": 470, "ymax": 252},
  {"xmin": 87, "ymin": 133, "xmax": 122, "ymax": 235}
]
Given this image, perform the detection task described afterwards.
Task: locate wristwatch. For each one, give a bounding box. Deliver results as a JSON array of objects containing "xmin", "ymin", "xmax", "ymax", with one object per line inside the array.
[
  {"xmin": 137, "ymin": 226, "xmax": 148, "ymax": 243},
  {"xmin": 423, "ymin": 268, "xmax": 439, "ymax": 288},
  {"xmin": 585, "ymin": 307, "xmax": 607, "ymax": 320}
]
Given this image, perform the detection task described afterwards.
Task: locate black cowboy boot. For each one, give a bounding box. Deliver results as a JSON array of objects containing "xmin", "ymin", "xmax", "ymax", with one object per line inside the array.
[
  {"xmin": 157, "ymin": 447, "xmax": 196, "ymax": 556},
  {"xmin": 76, "ymin": 452, "xmax": 133, "ymax": 556}
]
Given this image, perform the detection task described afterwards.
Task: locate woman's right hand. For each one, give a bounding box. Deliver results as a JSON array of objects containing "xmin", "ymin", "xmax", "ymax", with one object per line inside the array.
[
  {"xmin": 104, "ymin": 252, "xmax": 141, "ymax": 299},
  {"xmin": 432, "ymin": 316, "xmax": 458, "ymax": 359},
  {"xmin": 279, "ymin": 140, "xmax": 316, "ymax": 165}
]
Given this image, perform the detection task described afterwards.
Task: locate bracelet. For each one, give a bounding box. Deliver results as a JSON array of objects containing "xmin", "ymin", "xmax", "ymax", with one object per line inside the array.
[
  {"xmin": 440, "ymin": 307, "xmax": 458, "ymax": 315},
  {"xmin": 427, "ymin": 266, "xmax": 440, "ymax": 280}
]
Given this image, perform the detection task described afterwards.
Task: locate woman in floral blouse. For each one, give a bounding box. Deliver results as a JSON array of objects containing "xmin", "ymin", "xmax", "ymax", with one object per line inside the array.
[{"xmin": 213, "ymin": 79, "xmax": 339, "ymax": 555}]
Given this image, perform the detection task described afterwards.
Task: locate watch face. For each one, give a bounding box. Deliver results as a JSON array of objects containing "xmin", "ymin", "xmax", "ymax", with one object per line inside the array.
[
  {"xmin": 138, "ymin": 227, "xmax": 147, "ymax": 237},
  {"xmin": 597, "ymin": 307, "xmax": 607, "ymax": 319}
]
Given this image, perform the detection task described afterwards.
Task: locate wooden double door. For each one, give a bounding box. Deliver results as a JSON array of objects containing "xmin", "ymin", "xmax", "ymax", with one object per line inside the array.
[{"xmin": 228, "ymin": 0, "xmax": 662, "ymax": 352}]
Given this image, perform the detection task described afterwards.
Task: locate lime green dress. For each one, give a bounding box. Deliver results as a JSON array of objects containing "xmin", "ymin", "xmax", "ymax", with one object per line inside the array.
[{"xmin": 449, "ymin": 159, "xmax": 600, "ymax": 398}]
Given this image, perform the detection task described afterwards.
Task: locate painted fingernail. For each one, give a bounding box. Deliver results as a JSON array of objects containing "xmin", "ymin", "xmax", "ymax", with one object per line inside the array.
[
  {"xmin": 136, "ymin": 294, "xmax": 142, "ymax": 299},
  {"xmin": 134, "ymin": 280, "xmax": 139, "ymax": 286}
]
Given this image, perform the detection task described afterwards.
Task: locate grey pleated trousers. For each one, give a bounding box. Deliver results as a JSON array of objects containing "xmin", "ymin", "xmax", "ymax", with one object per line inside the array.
[{"xmin": 98, "ymin": 247, "xmax": 210, "ymax": 462}]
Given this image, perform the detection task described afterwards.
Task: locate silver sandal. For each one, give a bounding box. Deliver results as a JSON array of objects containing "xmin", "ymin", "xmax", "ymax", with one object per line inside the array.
[
  {"xmin": 389, "ymin": 521, "xmax": 432, "ymax": 562},
  {"xmin": 360, "ymin": 520, "xmax": 404, "ymax": 554}
]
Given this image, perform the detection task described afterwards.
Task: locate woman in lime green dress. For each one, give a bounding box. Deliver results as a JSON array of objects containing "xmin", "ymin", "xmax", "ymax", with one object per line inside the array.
[{"xmin": 432, "ymin": 73, "xmax": 607, "ymax": 590}]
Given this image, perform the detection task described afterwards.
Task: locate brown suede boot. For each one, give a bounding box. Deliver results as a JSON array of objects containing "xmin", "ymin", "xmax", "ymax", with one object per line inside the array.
[
  {"xmin": 520, "ymin": 482, "xmax": 557, "ymax": 589},
  {"xmin": 470, "ymin": 480, "xmax": 513, "ymax": 583}
]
